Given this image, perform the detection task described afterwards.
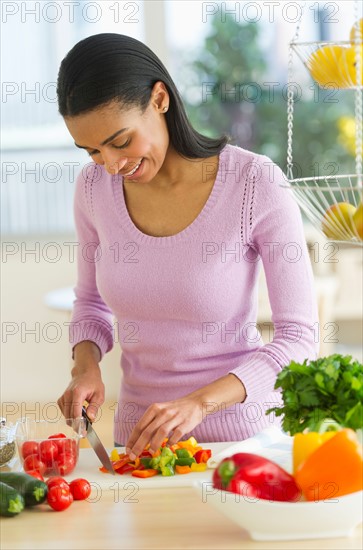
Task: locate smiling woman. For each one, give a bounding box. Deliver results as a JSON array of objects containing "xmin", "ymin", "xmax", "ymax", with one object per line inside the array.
[{"xmin": 55, "ymin": 33, "xmax": 319, "ymax": 460}]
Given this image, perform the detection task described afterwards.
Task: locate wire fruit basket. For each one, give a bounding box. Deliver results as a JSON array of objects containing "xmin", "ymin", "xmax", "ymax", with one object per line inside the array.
[{"xmin": 283, "ymin": 3, "xmax": 363, "ymax": 246}]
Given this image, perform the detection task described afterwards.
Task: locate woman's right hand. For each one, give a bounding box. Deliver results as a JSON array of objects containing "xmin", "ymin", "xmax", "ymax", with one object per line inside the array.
[{"xmin": 57, "ymin": 341, "xmax": 105, "ymax": 421}]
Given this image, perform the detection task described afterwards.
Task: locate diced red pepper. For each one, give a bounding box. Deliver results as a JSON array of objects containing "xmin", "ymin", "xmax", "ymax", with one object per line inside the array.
[
  {"xmin": 112, "ymin": 456, "xmax": 131, "ymax": 471},
  {"xmin": 194, "ymin": 449, "xmax": 212, "ymax": 463},
  {"xmin": 132, "ymin": 469, "xmax": 159, "ymax": 478},
  {"xmin": 115, "ymin": 463, "xmax": 135, "ymax": 475}
]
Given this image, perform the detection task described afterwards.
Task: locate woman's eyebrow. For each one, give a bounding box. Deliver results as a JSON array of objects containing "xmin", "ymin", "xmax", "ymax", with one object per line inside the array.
[{"xmin": 74, "ymin": 127, "xmax": 130, "ymax": 149}]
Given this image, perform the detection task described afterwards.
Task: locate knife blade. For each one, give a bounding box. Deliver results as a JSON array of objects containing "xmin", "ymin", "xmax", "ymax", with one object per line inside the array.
[{"xmin": 82, "ymin": 407, "xmax": 115, "ymax": 475}]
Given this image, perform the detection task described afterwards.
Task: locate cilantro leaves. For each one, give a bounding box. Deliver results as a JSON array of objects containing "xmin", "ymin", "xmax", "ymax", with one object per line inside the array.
[{"xmin": 266, "ymin": 354, "xmax": 363, "ymax": 435}]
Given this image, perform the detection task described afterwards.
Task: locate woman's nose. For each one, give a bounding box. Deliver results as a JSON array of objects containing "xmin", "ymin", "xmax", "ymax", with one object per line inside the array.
[{"xmin": 101, "ymin": 152, "xmax": 128, "ymax": 175}]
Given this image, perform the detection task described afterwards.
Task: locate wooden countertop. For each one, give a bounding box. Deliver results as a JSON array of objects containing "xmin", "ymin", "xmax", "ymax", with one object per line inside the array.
[
  {"xmin": 2, "ymin": 443, "xmax": 362, "ymax": 550},
  {"xmin": 1, "ymin": 485, "xmax": 362, "ymax": 550}
]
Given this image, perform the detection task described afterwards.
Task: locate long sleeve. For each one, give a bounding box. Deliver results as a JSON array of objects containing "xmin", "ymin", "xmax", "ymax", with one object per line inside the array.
[
  {"xmin": 229, "ymin": 155, "xmax": 319, "ymax": 403},
  {"xmin": 69, "ymin": 165, "xmax": 114, "ymax": 359}
]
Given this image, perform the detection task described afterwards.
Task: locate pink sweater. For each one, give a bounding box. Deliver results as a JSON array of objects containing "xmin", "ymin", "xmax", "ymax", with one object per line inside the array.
[{"xmin": 70, "ymin": 144, "xmax": 319, "ymax": 444}]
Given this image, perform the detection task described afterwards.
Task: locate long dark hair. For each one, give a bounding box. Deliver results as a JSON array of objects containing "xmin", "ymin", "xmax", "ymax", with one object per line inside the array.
[{"xmin": 57, "ymin": 33, "xmax": 229, "ymax": 159}]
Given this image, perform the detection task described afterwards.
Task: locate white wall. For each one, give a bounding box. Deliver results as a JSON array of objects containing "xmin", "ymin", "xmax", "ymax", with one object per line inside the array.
[{"xmin": 1, "ymin": 239, "xmax": 122, "ymax": 409}]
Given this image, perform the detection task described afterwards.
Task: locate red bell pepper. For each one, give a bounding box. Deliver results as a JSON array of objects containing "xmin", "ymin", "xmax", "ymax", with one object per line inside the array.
[
  {"xmin": 194, "ymin": 449, "xmax": 212, "ymax": 463},
  {"xmin": 115, "ymin": 463, "xmax": 135, "ymax": 475},
  {"xmin": 213, "ymin": 453, "xmax": 301, "ymax": 502}
]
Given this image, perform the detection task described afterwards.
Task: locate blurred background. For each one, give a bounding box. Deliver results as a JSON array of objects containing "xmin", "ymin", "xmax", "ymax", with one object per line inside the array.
[{"xmin": 1, "ymin": 1, "xmax": 362, "ymax": 429}]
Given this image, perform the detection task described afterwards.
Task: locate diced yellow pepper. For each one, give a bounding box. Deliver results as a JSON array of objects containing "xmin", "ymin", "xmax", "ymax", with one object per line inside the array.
[
  {"xmin": 191, "ymin": 462, "xmax": 207, "ymax": 472},
  {"xmin": 293, "ymin": 431, "xmax": 336, "ymax": 474},
  {"xmin": 110, "ymin": 448, "xmax": 120, "ymax": 462}
]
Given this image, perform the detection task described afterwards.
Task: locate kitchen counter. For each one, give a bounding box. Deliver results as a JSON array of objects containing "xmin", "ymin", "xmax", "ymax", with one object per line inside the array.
[
  {"xmin": 1, "ymin": 485, "xmax": 362, "ymax": 550},
  {"xmin": 1, "ymin": 442, "xmax": 362, "ymax": 550}
]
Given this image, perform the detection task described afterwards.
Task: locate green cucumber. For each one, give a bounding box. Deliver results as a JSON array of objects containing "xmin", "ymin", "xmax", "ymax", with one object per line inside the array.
[
  {"xmin": 0, "ymin": 482, "xmax": 25, "ymax": 517},
  {"xmin": 0, "ymin": 472, "xmax": 47, "ymax": 507}
]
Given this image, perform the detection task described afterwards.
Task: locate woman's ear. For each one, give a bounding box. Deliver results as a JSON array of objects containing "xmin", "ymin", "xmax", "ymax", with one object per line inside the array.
[{"xmin": 150, "ymin": 81, "xmax": 169, "ymax": 112}]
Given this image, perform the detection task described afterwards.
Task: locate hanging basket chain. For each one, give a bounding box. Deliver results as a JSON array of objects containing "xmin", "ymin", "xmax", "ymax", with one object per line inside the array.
[
  {"xmin": 287, "ymin": 2, "xmax": 306, "ymax": 180},
  {"xmin": 353, "ymin": 0, "xmax": 362, "ymax": 184}
]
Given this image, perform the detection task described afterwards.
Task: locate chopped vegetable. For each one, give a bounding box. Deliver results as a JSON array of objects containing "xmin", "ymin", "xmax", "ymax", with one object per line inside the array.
[
  {"xmin": 266, "ymin": 354, "xmax": 363, "ymax": 434},
  {"xmin": 194, "ymin": 449, "xmax": 212, "ymax": 463},
  {"xmin": 110, "ymin": 449, "xmax": 120, "ymax": 462},
  {"xmin": 295, "ymin": 428, "xmax": 363, "ymax": 501},
  {"xmin": 132, "ymin": 469, "xmax": 159, "ymax": 478},
  {"xmin": 99, "ymin": 438, "xmax": 213, "ymax": 477},
  {"xmin": 175, "ymin": 465, "xmax": 192, "ymax": 474},
  {"xmin": 175, "ymin": 457, "xmax": 195, "ymax": 467},
  {"xmin": 191, "ymin": 462, "xmax": 207, "ymax": 472}
]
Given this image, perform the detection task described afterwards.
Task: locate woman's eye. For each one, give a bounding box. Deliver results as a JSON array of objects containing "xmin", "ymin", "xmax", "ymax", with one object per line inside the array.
[
  {"xmin": 114, "ymin": 138, "xmax": 131, "ymax": 149},
  {"xmin": 85, "ymin": 138, "xmax": 131, "ymax": 157}
]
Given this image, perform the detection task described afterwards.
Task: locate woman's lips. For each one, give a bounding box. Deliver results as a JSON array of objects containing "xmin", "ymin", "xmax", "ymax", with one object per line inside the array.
[
  {"xmin": 123, "ymin": 159, "xmax": 143, "ymax": 177},
  {"xmin": 124, "ymin": 158, "xmax": 145, "ymax": 179}
]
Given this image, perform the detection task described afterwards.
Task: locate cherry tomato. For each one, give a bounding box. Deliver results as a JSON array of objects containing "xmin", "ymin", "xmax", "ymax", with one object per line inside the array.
[
  {"xmin": 23, "ymin": 454, "xmax": 46, "ymax": 475},
  {"xmin": 46, "ymin": 476, "xmax": 69, "ymax": 491},
  {"xmin": 47, "ymin": 485, "xmax": 73, "ymax": 511},
  {"xmin": 21, "ymin": 441, "xmax": 39, "ymax": 460},
  {"xmin": 39, "ymin": 440, "xmax": 59, "ymax": 466},
  {"xmin": 25, "ymin": 470, "xmax": 44, "ymax": 481},
  {"xmin": 48, "ymin": 433, "xmax": 66, "ymax": 440},
  {"xmin": 69, "ymin": 478, "xmax": 91, "ymax": 500},
  {"xmin": 57, "ymin": 452, "xmax": 76, "ymax": 476}
]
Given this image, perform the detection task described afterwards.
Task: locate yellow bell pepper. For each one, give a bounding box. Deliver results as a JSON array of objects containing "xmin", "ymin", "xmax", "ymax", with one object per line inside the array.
[
  {"xmin": 293, "ymin": 431, "xmax": 336, "ymax": 474},
  {"xmin": 110, "ymin": 448, "xmax": 120, "ymax": 462},
  {"xmin": 190, "ymin": 462, "xmax": 207, "ymax": 472}
]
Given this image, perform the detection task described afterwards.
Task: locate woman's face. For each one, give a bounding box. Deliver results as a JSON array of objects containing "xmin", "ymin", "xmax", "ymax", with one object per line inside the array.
[{"xmin": 64, "ymin": 83, "xmax": 170, "ymax": 183}]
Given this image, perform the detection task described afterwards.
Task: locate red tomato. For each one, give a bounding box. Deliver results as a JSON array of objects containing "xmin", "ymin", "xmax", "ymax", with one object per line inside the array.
[
  {"xmin": 47, "ymin": 485, "xmax": 73, "ymax": 511},
  {"xmin": 25, "ymin": 470, "xmax": 44, "ymax": 481},
  {"xmin": 57, "ymin": 453, "xmax": 76, "ymax": 476},
  {"xmin": 23, "ymin": 454, "xmax": 46, "ymax": 475},
  {"xmin": 46, "ymin": 477, "xmax": 69, "ymax": 491},
  {"xmin": 69, "ymin": 478, "xmax": 91, "ymax": 500},
  {"xmin": 57, "ymin": 438, "xmax": 77, "ymax": 457},
  {"xmin": 39, "ymin": 440, "xmax": 59, "ymax": 466},
  {"xmin": 21, "ymin": 441, "xmax": 39, "ymax": 460},
  {"xmin": 48, "ymin": 433, "xmax": 66, "ymax": 440}
]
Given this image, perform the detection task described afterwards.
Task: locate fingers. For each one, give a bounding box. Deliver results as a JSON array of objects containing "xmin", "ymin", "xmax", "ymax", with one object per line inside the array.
[
  {"xmin": 126, "ymin": 403, "xmax": 186, "ymax": 459},
  {"xmin": 57, "ymin": 380, "xmax": 105, "ymax": 421}
]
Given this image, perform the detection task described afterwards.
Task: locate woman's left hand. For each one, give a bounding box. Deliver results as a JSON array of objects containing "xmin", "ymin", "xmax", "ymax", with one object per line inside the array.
[{"xmin": 125, "ymin": 395, "xmax": 204, "ymax": 460}]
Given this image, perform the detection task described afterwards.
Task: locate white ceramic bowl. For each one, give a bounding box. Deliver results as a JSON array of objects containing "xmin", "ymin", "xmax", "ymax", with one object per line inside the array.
[{"xmin": 195, "ymin": 481, "xmax": 363, "ymax": 541}]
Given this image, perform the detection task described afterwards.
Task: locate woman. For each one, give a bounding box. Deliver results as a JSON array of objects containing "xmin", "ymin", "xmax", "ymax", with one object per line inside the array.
[{"xmin": 57, "ymin": 33, "xmax": 319, "ymax": 459}]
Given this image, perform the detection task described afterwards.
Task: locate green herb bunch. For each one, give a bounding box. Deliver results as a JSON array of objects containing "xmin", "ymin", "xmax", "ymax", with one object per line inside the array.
[{"xmin": 266, "ymin": 354, "xmax": 363, "ymax": 435}]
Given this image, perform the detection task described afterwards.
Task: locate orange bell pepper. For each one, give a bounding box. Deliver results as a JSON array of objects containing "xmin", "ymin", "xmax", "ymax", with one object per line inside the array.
[
  {"xmin": 132, "ymin": 469, "xmax": 159, "ymax": 478},
  {"xmin": 295, "ymin": 428, "xmax": 363, "ymax": 501},
  {"xmin": 293, "ymin": 431, "xmax": 336, "ymax": 474},
  {"xmin": 175, "ymin": 465, "xmax": 192, "ymax": 474}
]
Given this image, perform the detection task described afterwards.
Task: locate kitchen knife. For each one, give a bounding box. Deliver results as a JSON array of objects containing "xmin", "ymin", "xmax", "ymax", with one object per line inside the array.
[{"xmin": 82, "ymin": 406, "xmax": 115, "ymax": 475}]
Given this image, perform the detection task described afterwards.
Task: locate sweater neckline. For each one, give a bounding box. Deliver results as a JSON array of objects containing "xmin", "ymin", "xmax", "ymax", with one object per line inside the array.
[{"xmin": 112, "ymin": 145, "xmax": 228, "ymax": 247}]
